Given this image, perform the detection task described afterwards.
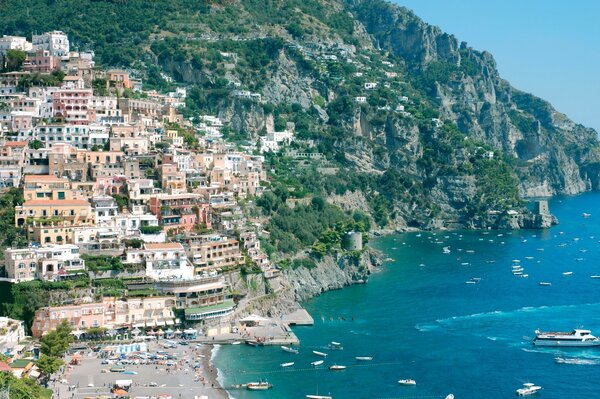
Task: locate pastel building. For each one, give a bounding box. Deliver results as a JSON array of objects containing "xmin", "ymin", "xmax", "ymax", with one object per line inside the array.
[
  {"xmin": 149, "ymin": 193, "xmax": 211, "ymax": 232},
  {"xmin": 31, "ymin": 296, "xmax": 176, "ymax": 337}
]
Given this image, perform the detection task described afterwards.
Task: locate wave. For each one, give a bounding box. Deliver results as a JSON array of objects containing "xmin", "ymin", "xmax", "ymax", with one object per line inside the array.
[
  {"xmin": 435, "ymin": 302, "xmax": 600, "ymax": 326},
  {"xmin": 415, "ymin": 324, "xmax": 438, "ymax": 332}
]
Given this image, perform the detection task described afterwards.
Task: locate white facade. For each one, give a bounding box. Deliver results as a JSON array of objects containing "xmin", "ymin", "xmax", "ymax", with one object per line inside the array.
[
  {"xmin": 0, "ymin": 317, "xmax": 26, "ymax": 356},
  {"xmin": 0, "ymin": 35, "xmax": 32, "ymax": 54},
  {"xmin": 124, "ymin": 243, "xmax": 193, "ymax": 280},
  {"xmin": 32, "ymin": 31, "xmax": 70, "ymax": 57}
]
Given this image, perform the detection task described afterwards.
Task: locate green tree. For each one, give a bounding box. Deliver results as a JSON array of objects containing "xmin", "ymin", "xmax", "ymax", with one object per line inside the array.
[
  {"xmin": 3, "ymin": 49, "xmax": 26, "ymax": 72},
  {"xmin": 36, "ymin": 354, "xmax": 63, "ymax": 378},
  {"xmin": 40, "ymin": 320, "xmax": 73, "ymax": 358}
]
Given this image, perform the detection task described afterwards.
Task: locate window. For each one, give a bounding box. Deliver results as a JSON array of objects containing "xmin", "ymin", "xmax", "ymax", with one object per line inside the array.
[{"xmin": 58, "ymin": 192, "xmax": 65, "ymax": 200}]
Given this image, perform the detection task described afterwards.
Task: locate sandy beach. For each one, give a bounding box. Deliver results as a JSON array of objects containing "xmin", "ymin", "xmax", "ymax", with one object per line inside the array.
[{"xmin": 201, "ymin": 344, "xmax": 230, "ymax": 399}]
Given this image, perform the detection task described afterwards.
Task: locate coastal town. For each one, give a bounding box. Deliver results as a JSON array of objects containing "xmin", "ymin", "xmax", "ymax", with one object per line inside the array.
[{"xmin": 0, "ymin": 30, "xmax": 368, "ymax": 398}]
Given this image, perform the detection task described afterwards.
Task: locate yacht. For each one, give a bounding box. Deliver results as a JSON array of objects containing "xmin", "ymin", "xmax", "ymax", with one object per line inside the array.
[
  {"xmin": 533, "ymin": 329, "xmax": 600, "ymax": 347},
  {"xmin": 516, "ymin": 383, "xmax": 542, "ymax": 396}
]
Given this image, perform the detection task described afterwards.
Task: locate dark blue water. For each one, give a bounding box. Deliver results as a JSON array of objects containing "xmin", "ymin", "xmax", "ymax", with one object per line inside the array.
[{"xmin": 214, "ymin": 193, "xmax": 600, "ymax": 398}]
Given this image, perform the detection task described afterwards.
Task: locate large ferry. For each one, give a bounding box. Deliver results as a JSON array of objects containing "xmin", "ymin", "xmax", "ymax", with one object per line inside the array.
[{"xmin": 533, "ymin": 329, "xmax": 600, "ymax": 347}]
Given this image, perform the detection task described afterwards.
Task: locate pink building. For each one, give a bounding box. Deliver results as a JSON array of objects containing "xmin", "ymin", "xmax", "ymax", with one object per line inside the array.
[
  {"xmin": 52, "ymin": 89, "xmax": 92, "ymax": 125},
  {"xmin": 23, "ymin": 50, "xmax": 59, "ymax": 73},
  {"xmin": 149, "ymin": 193, "xmax": 211, "ymax": 233}
]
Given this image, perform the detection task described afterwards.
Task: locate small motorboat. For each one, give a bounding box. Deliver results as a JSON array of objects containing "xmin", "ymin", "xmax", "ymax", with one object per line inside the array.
[
  {"xmin": 281, "ymin": 346, "xmax": 299, "ymax": 354},
  {"xmin": 539, "ymin": 282, "xmax": 552, "ymax": 286},
  {"xmin": 311, "ymin": 360, "xmax": 324, "ymax": 367},
  {"xmin": 355, "ymin": 356, "xmax": 373, "ymax": 361},
  {"xmin": 246, "ymin": 340, "xmax": 263, "ymax": 347},
  {"xmin": 582, "ymin": 213, "xmax": 591, "ymax": 218},
  {"xmin": 445, "ymin": 395, "xmax": 454, "ymax": 399},
  {"xmin": 513, "ymin": 271, "xmax": 523, "ymax": 276},
  {"xmin": 328, "ymin": 341, "xmax": 343, "ymax": 350},
  {"xmin": 306, "ymin": 396, "xmax": 332, "ymax": 399},
  {"xmin": 246, "ymin": 381, "xmax": 272, "ymax": 390},
  {"xmin": 591, "ymin": 276, "xmax": 600, "ymax": 279},
  {"xmin": 329, "ymin": 365, "xmax": 346, "ymax": 371},
  {"xmin": 280, "ymin": 362, "xmax": 295, "ymax": 368},
  {"xmin": 313, "ymin": 351, "xmax": 328, "ymax": 357},
  {"xmin": 231, "ymin": 341, "xmax": 242, "ymax": 345},
  {"xmin": 562, "ymin": 272, "xmax": 573, "ymax": 276},
  {"xmin": 516, "ymin": 382, "xmax": 542, "ymax": 396},
  {"xmin": 398, "ymin": 379, "xmax": 416, "ymax": 386}
]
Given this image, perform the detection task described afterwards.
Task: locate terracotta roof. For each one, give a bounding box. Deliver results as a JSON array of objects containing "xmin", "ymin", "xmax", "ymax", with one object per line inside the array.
[
  {"xmin": 23, "ymin": 199, "xmax": 90, "ymax": 206},
  {"xmin": 24, "ymin": 175, "xmax": 67, "ymax": 182},
  {"xmin": 144, "ymin": 243, "xmax": 184, "ymax": 250},
  {"xmin": 0, "ymin": 361, "xmax": 10, "ymax": 372},
  {"xmin": 5, "ymin": 141, "xmax": 27, "ymax": 147}
]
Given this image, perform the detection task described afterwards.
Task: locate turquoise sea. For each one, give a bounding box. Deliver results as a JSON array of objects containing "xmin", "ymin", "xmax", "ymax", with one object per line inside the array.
[{"xmin": 214, "ymin": 193, "xmax": 600, "ymax": 398}]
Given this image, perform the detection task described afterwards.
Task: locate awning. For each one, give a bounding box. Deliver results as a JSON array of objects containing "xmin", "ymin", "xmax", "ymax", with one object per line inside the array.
[
  {"xmin": 239, "ymin": 314, "xmax": 269, "ymax": 323},
  {"xmin": 145, "ymin": 321, "xmax": 156, "ymax": 328},
  {"xmin": 156, "ymin": 320, "xmax": 166, "ymax": 327},
  {"xmin": 166, "ymin": 320, "xmax": 175, "ymax": 326},
  {"xmin": 133, "ymin": 323, "xmax": 145, "ymax": 328},
  {"xmin": 183, "ymin": 328, "xmax": 197, "ymax": 334}
]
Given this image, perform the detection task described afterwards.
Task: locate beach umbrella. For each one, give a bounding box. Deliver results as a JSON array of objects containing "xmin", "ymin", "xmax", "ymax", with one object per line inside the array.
[
  {"xmin": 157, "ymin": 329, "xmax": 165, "ymax": 335},
  {"xmin": 147, "ymin": 331, "xmax": 156, "ymax": 336},
  {"xmin": 165, "ymin": 328, "xmax": 174, "ymax": 334},
  {"xmin": 131, "ymin": 328, "xmax": 141, "ymax": 336},
  {"xmin": 174, "ymin": 329, "xmax": 182, "ymax": 335}
]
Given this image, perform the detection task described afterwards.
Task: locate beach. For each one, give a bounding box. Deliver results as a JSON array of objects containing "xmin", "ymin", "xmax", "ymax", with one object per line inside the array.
[{"xmin": 52, "ymin": 340, "xmax": 229, "ymax": 399}]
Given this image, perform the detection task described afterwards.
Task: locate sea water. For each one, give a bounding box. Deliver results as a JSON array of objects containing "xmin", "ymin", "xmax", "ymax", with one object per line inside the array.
[{"xmin": 214, "ymin": 193, "xmax": 600, "ymax": 398}]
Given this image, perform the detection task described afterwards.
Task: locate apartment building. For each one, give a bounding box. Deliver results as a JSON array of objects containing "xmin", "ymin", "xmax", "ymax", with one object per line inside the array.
[
  {"xmin": 4, "ymin": 244, "xmax": 85, "ymax": 282},
  {"xmin": 186, "ymin": 233, "xmax": 244, "ymax": 273}
]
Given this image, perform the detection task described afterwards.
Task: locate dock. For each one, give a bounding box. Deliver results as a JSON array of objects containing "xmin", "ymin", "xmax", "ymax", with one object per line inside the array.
[{"xmin": 282, "ymin": 309, "xmax": 314, "ymax": 326}]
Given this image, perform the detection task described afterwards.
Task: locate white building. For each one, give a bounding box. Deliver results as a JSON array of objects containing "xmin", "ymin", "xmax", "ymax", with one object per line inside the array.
[
  {"xmin": 32, "ymin": 31, "xmax": 70, "ymax": 57},
  {"xmin": 355, "ymin": 96, "xmax": 367, "ymax": 103},
  {"xmin": 124, "ymin": 243, "xmax": 193, "ymax": 280},
  {"xmin": 0, "ymin": 35, "xmax": 32, "ymax": 54},
  {"xmin": 4, "ymin": 244, "xmax": 85, "ymax": 282},
  {"xmin": 0, "ymin": 317, "xmax": 26, "ymax": 356}
]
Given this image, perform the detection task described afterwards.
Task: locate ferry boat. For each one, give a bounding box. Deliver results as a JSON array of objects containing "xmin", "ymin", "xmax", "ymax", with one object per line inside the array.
[
  {"xmin": 246, "ymin": 381, "xmax": 272, "ymax": 390},
  {"xmin": 516, "ymin": 383, "xmax": 542, "ymax": 396},
  {"xmin": 533, "ymin": 329, "xmax": 600, "ymax": 347}
]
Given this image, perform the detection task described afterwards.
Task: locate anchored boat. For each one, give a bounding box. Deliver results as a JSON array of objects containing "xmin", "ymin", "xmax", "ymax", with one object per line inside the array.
[
  {"xmin": 281, "ymin": 345, "xmax": 299, "ymax": 354},
  {"xmin": 246, "ymin": 380, "xmax": 272, "ymax": 390},
  {"xmin": 516, "ymin": 383, "xmax": 542, "ymax": 396}
]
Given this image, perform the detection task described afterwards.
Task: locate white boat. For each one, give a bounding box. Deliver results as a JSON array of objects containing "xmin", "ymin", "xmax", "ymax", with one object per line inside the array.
[
  {"xmin": 281, "ymin": 346, "xmax": 299, "ymax": 354},
  {"xmin": 534, "ymin": 329, "xmax": 600, "ymax": 347},
  {"xmin": 313, "ymin": 351, "xmax": 328, "ymax": 357},
  {"xmin": 328, "ymin": 341, "xmax": 343, "ymax": 350},
  {"xmin": 355, "ymin": 356, "xmax": 373, "ymax": 361},
  {"xmin": 445, "ymin": 395, "xmax": 454, "ymax": 399},
  {"xmin": 442, "ymin": 247, "xmax": 451, "ymax": 254},
  {"xmin": 539, "ymin": 282, "xmax": 551, "ymax": 286},
  {"xmin": 311, "ymin": 360, "xmax": 324, "ymax": 366},
  {"xmin": 520, "ymin": 274, "xmax": 529, "ymax": 278},
  {"xmin": 516, "ymin": 383, "xmax": 542, "ymax": 396},
  {"xmin": 280, "ymin": 362, "xmax": 294, "ymax": 368},
  {"xmin": 465, "ymin": 281, "xmax": 476, "ymax": 284},
  {"xmin": 231, "ymin": 341, "xmax": 242, "ymax": 345},
  {"xmin": 562, "ymin": 272, "xmax": 573, "ymax": 276},
  {"xmin": 246, "ymin": 381, "xmax": 272, "ymax": 390},
  {"xmin": 591, "ymin": 275, "xmax": 600, "ymax": 279},
  {"xmin": 582, "ymin": 213, "xmax": 591, "ymax": 218},
  {"xmin": 329, "ymin": 365, "xmax": 346, "ymax": 371},
  {"xmin": 513, "ymin": 271, "xmax": 523, "ymax": 276},
  {"xmin": 398, "ymin": 379, "xmax": 416, "ymax": 386},
  {"xmin": 306, "ymin": 396, "xmax": 332, "ymax": 399},
  {"xmin": 471, "ymin": 277, "xmax": 482, "ymax": 282}
]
